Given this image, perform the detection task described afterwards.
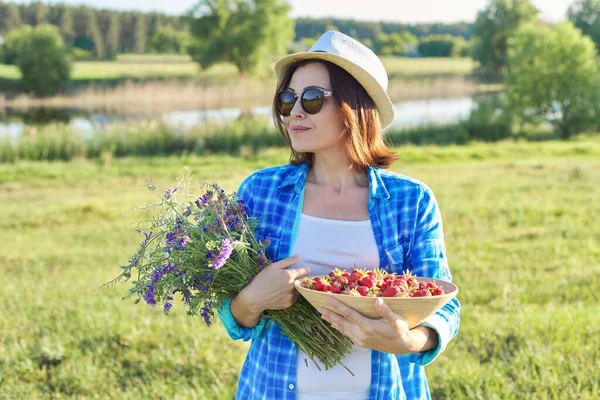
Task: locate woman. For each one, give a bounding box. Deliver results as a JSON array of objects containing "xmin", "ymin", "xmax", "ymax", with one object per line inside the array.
[{"xmin": 218, "ymin": 31, "xmax": 460, "ymax": 400}]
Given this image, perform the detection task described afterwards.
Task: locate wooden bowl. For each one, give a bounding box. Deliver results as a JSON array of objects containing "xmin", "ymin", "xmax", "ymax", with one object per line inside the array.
[{"xmin": 294, "ymin": 276, "xmax": 458, "ymax": 328}]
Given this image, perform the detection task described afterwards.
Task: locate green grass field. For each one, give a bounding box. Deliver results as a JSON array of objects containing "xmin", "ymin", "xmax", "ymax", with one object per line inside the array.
[
  {"xmin": 0, "ymin": 55, "xmax": 474, "ymax": 84},
  {"xmin": 1, "ymin": 140, "xmax": 599, "ymax": 399}
]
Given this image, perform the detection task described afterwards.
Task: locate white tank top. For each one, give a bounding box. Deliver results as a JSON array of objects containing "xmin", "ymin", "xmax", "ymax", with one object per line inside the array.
[{"xmin": 290, "ymin": 213, "xmax": 380, "ymax": 400}]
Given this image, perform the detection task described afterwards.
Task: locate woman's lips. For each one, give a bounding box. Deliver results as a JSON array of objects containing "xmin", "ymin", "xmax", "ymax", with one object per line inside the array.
[{"xmin": 290, "ymin": 126, "xmax": 311, "ymax": 133}]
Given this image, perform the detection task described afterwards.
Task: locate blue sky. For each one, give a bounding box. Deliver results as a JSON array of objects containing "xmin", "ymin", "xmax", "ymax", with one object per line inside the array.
[{"xmin": 7, "ymin": 0, "xmax": 573, "ymax": 23}]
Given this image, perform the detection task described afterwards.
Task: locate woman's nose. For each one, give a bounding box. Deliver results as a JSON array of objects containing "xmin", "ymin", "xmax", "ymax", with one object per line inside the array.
[{"xmin": 289, "ymin": 97, "xmax": 306, "ymax": 118}]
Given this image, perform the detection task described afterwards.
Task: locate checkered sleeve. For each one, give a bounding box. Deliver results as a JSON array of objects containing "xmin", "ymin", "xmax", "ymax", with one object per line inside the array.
[{"xmin": 403, "ymin": 185, "xmax": 460, "ymax": 366}]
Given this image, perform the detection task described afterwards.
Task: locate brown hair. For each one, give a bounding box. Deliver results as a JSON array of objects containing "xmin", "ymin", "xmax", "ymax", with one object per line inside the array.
[{"xmin": 272, "ymin": 59, "xmax": 399, "ymax": 170}]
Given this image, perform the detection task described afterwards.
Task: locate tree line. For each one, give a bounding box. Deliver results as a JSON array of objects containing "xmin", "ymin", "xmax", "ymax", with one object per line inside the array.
[
  {"xmin": 0, "ymin": 1, "xmax": 478, "ymax": 60},
  {"xmin": 294, "ymin": 17, "xmax": 473, "ymax": 41},
  {"xmin": 0, "ymin": 1, "xmax": 188, "ymax": 58}
]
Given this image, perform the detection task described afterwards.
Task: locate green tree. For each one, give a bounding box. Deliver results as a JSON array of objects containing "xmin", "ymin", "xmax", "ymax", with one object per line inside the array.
[
  {"xmin": 19, "ymin": 1, "xmax": 47, "ymax": 25},
  {"xmin": 373, "ymin": 33, "xmax": 406, "ymax": 56},
  {"xmin": 1, "ymin": 26, "xmax": 26, "ymax": 64},
  {"xmin": 7, "ymin": 24, "xmax": 71, "ymax": 96},
  {"xmin": 568, "ymin": 0, "xmax": 600, "ymax": 52},
  {"xmin": 73, "ymin": 7, "xmax": 104, "ymax": 58},
  {"xmin": 32, "ymin": 1, "xmax": 48, "ymax": 25},
  {"xmin": 58, "ymin": 7, "xmax": 75, "ymax": 45},
  {"xmin": 119, "ymin": 13, "xmax": 135, "ymax": 53},
  {"xmin": 506, "ymin": 22, "xmax": 600, "ymax": 138},
  {"xmin": 133, "ymin": 14, "xmax": 147, "ymax": 54},
  {"xmin": 472, "ymin": 0, "xmax": 539, "ymax": 76},
  {"xmin": 149, "ymin": 25, "xmax": 190, "ymax": 54},
  {"xmin": 187, "ymin": 0, "xmax": 294, "ymax": 76},
  {"xmin": 0, "ymin": 3, "xmax": 22, "ymax": 35},
  {"xmin": 417, "ymin": 34, "xmax": 462, "ymax": 57},
  {"xmin": 105, "ymin": 13, "xmax": 120, "ymax": 59}
]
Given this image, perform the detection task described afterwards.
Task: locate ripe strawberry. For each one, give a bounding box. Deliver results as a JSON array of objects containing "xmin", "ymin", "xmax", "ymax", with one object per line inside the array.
[
  {"xmin": 335, "ymin": 276, "xmax": 349, "ymax": 287},
  {"xmin": 360, "ymin": 276, "xmax": 375, "ymax": 288},
  {"xmin": 356, "ymin": 286, "xmax": 369, "ymax": 296},
  {"xmin": 410, "ymin": 289, "xmax": 431, "ymax": 297},
  {"xmin": 320, "ymin": 284, "xmax": 332, "ymax": 292},
  {"xmin": 393, "ymin": 277, "xmax": 406, "ymax": 286},
  {"xmin": 348, "ymin": 271, "xmax": 363, "ymax": 284},
  {"xmin": 382, "ymin": 286, "xmax": 401, "ymax": 297},
  {"xmin": 431, "ymin": 287, "xmax": 444, "ymax": 296},
  {"xmin": 330, "ymin": 285, "xmax": 341, "ymax": 294}
]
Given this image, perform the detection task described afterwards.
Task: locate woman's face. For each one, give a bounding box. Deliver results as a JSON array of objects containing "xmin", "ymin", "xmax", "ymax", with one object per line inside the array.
[{"xmin": 283, "ymin": 62, "xmax": 346, "ymax": 156}]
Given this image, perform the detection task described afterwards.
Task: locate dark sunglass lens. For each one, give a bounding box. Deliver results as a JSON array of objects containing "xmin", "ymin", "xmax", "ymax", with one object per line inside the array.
[
  {"xmin": 302, "ymin": 89, "xmax": 324, "ymax": 114},
  {"xmin": 278, "ymin": 91, "xmax": 295, "ymax": 116}
]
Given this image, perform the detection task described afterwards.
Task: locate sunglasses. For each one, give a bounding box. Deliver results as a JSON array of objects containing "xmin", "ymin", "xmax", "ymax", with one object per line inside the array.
[{"xmin": 277, "ymin": 87, "xmax": 333, "ymax": 116}]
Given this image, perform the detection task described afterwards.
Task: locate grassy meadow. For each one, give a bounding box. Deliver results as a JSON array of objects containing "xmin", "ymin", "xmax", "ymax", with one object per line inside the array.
[
  {"xmin": 1, "ymin": 139, "xmax": 599, "ymax": 399},
  {"xmin": 0, "ymin": 55, "xmax": 474, "ymax": 82}
]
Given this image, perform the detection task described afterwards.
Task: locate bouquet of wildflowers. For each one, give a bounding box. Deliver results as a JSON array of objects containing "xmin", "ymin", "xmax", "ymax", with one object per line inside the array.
[{"xmin": 104, "ymin": 168, "xmax": 353, "ymax": 372}]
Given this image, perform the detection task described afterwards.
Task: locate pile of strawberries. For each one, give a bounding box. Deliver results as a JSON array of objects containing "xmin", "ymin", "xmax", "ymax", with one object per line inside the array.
[{"xmin": 299, "ymin": 268, "xmax": 445, "ymax": 297}]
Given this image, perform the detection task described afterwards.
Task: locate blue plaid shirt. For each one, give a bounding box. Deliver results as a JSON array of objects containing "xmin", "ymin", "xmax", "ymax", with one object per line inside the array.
[{"xmin": 218, "ymin": 163, "xmax": 460, "ymax": 400}]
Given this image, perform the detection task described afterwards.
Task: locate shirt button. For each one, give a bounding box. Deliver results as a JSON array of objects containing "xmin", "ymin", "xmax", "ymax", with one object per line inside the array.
[{"xmin": 288, "ymin": 383, "xmax": 295, "ymax": 390}]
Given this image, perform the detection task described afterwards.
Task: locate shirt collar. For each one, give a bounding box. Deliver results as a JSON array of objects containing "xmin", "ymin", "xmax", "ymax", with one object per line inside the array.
[
  {"xmin": 278, "ymin": 163, "xmax": 309, "ymax": 193},
  {"xmin": 368, "ymin": 167, "xmax": 391, "ymax": 200},
  {"xmin": 278, "ymin": 163, "xmax": 390, "ymax": 199}
]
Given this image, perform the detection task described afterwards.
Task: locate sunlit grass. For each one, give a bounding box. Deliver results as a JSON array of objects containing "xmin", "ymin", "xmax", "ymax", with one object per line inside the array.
[{"xmin": 0, "ymin": 141, "xmax": 599, "ymax": 398}]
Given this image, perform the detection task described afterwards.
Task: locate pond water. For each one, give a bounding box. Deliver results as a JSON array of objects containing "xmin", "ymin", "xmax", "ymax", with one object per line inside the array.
[{"xmin": 0, "ymin": 95, "xmax": 483, "ymax": 139}]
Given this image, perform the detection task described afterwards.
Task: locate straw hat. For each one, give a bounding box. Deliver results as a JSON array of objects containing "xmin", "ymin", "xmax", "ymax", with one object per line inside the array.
[{"xmin": 274, "ymin": 30, "xmax": 395, "ymax": 129}]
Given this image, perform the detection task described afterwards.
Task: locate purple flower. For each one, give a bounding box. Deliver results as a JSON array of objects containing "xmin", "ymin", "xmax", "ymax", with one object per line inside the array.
[
  {"xmin": 213, "ymin": 238, "xmax": 234, "ymax": 269},
  {"xmin": 164, "ymin": 187, "xmax": 178, "ymax": 200},
  {"xmin": 144, "ymin": 285, "xmax": 156, "ymax": 306},
  {"xmin": 195, "ymin": 195, "xmax": 208, "ymax": 208},
  {"xmin": 128, "ymin": 254, "xmax": 139, "ymax": 268},
  {"xmin": 182, "ymin": 289, "xmax": 192, "ymax": 304},
  {"xmin": 165, "ymin": 224, "xmax": 188, "ymax": 251},
  {"xmin": 178, "ymin": 237, "xmax": 188, "ymax": 248},
  {"xmin": 150, "ymin": 263, "xmax": 180, "ymax": 286},
  {"xmin": 165, "ymin": 231, "xmax": 177, "ymax": 245},
  {"xmin": 163, "ymin": 296, "xmax": 173, "ymax": 313},
  {"xmin": 151, "ymin": 268, "xmax": 163, "ymax": 284},
  {"xmin": 201, "ymin": 300, "xmax": 212, "ymax": 325}
]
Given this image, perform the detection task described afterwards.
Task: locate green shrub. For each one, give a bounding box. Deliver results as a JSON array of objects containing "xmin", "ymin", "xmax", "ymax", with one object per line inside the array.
[
  {"xmin": 463, "ymin": 94, "xmax": 513, "ymax": 142},
  {"xmin": 506, "ymin": 22, "xmax": 600, "ymax": 138},
  {"xmin": 6, "ymin": 24, "xmax": 72, "ymax": 97}
]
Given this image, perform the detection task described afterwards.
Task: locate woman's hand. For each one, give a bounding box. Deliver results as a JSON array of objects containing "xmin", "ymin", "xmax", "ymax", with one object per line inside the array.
[
  {"xmin": 240, "ymin": 254, "xmax": 311, "ymax": 313},
  {"xmin": 319, "ymin": 297, "xmax": 439, "ymax": 354}
]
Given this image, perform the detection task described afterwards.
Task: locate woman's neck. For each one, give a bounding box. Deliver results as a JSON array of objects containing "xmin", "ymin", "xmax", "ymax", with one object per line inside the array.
[{"xmin": 308, "ymin": 154, "xmax": 368, "ymax": 192}]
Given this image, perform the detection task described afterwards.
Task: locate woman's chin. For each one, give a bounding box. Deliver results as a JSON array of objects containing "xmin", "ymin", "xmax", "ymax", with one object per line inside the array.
[{"xmin": 290, "ymin": 142, "xmax": 314, "ymax": 154}]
